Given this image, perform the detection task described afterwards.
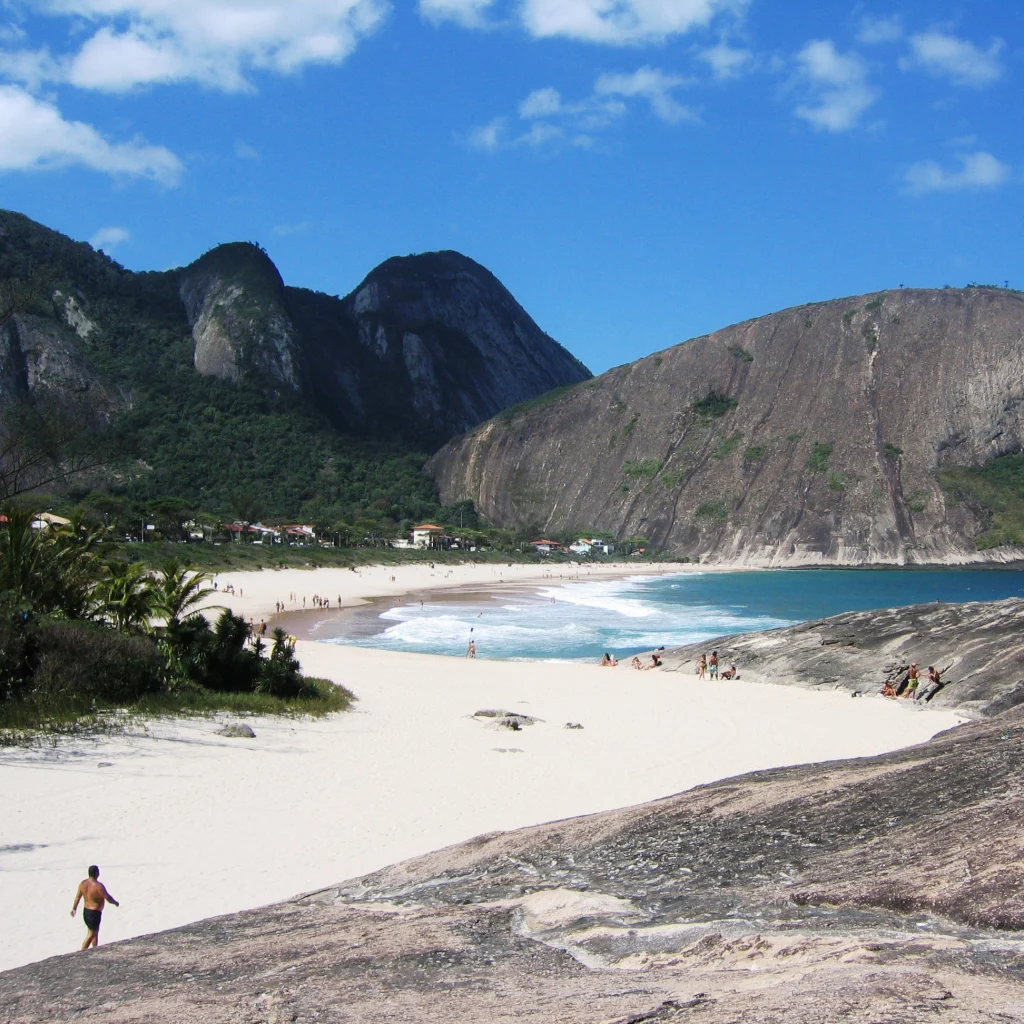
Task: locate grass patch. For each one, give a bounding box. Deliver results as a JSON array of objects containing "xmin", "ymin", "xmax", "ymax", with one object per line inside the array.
[
  {"xmin": 827, "ymin": 472, "xmax": 846, "ymax": 492},
  {"xmin": 743, "ymin": 444, "xmax": 767, "ymax": 463},
  {"xmin": 693, "ymin": 390, "xmax": 738, "ymax": 419},
  {"xmin": 653, "ymin": 355, "xmax": 663, "ymax": 367},
  {"xmin": 660, "ymin": 470, "xmax": 685, "ymax": 488},
  {"xmin": 864, "ymin": 295, "xmax": 886, "ymax": 311},
  {"xmin": 883, "ymin": 443, "xmax": 903, "ymax": 459},
  {"xmin": 0, "ymin": 683, "xmax": 353, "ymax": 744},
  {"xmin": 803, "ymin": 318, "xmax": 814, "ymax": 329},
  {"xmin": 807, "ymin": 442, "xmax": 834, "ymax": 473},
  {"xmin": 623, "ymin": 414, "xmax": 640, "ymax": 437},
  {"xmin": 712, "ymin": 432, "xmax": 744, "ymax": 460},
  {"xmin": 497, "ymin": 383, "xmax": 580, "ymax": 423},
  {"xmin": 842, "ymin": 310, "xmax": 856, "ymax": 323},
  {"xmin": 727, "ymin": 345, "xmax": 753, "ymax": 362},
  {"xmin": 786, "ymin": 431, "xmax": 805, "ymax": 443}
]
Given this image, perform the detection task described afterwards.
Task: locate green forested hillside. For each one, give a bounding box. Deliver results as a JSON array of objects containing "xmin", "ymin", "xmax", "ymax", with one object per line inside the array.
[{"xmin": 0, "ymin": 210, "xmax": 447, "ymax": 530}]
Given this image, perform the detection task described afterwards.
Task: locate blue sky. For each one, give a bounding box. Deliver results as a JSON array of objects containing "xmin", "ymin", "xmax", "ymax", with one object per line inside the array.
[{"xmin": 0, "ymin": 1, "xmax": 1020, "ymax": 373}]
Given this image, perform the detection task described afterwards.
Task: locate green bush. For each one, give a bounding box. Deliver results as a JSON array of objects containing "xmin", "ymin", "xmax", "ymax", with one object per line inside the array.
[
  {"xmin": 743, "ymin": 445, "xmax": 766, "ymax": 463},
  {"xmin": 712, "ymin": 432, "xmax": 744, "ymax": 460},
  {"xmin": 727, "ymin": 345, "xmax": 753, "ymax": 362},
  {"xmin": 807, "ymin": 442, "xmax": 833, "ymax": 473},
  {"xmin": 30, "ymin": 619, "xmax": 164, "ymax": 706},
  {"xmin": 624, "ymin": 459, "xmax": 661, "ymax": 478},
  {"xmin": 696, "ymin": 500, "xmax": 728, "ymax": 522},
  {"xmin": 692, "ymin": 391, "xmax": 738, "ymax": 418}
]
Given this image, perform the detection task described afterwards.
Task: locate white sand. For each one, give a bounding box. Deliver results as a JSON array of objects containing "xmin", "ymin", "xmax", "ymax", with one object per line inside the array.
[{"xmin": 0, "ymin": 563, "xmax": 964, "ymax": 972}]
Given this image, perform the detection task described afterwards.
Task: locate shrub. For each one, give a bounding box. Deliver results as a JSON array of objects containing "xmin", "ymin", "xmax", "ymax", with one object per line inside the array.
[
  {"xmin": 727, "ymin": 345, "xmax": 753, "ymax": 362},
  {"xmin": 807, "ymin": 442, "xmax": 833, "ymax": 473},
  {"xmin": 30, "ymin": 619, "xmax": 164, "ymax": 705},
  {"xmin": 712, "ymin": 432, "xmax": 744, "ymax": 460},
  {"xmin": 865, "ymin": 295, "xmax": 885, "ymax": 311},
  {"xmin": 624, "ymin": 459, "xmax": 661, "ymax": 478},
  {"xmin": 692, "ymin": 391, "xmax": 738, "ymax": 418},
  {"xmin": 743, "ymin": 445, "xmax": 766, "ymax": 463},
  {"xmin": 660, "ymin": 470, "xmax": 684, "ymax": 488},
  {"xmin": 828, "ymin": 472, "xmax": 846, "ymax": 492},
  {"xmin": 883, "ymin": 443, "xmax": 903, "ymax": 458},
  {"xmin": 696, "ymin": 500, "xmax": 728, "ymax": 522}
]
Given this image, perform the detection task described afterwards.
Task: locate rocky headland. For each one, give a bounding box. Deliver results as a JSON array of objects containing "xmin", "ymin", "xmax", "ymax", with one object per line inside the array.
[
  {"xmin": 429, "ymin": 286, "xmax": 1024, "ymax": 565},
  {"xmin": 4, "ymin": 597, "xmax": 1024, "ymax": 1023}
]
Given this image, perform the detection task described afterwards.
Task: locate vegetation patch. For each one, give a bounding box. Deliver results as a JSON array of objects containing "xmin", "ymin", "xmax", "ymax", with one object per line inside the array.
[
  {"xmin": 623, "ymin": 414, "xmax": 640, "ymax": 437},
  {"xmin": 827, "ymin": 472, "xmax": 846, "ymax": 492},
  {"xmin": 692, "ymin": 390, "xmax": 738, "ymax": 419},
  {"xmin": 497, "ymin": 383, "xmax": 580, "ymax": 423},
  {"xmin": 864, "ymin": 295, "xmax": 886, "ymax": 311},
  {"xmin": 652, "ymin": 355, "xmax": 663, "ymax": 367},
  {"xmin": 786, "ymin": 432, "xmax": 805, "ymax": 443},
  {"xmin": 743, "ymin": 444, "xmax": 767, "ymax": 463},
  {"xmin": 883, "ymin": 443, "xmax": 903, "ymax": 459},
  {"xmin": 807, "ymin": 442, "xmax": 834, "ymax": 473},
  {"xmin": 660, "ymin": 470, "xmax": 684, "ymax": 488},
  {"xmin": 727, "ymin": 345, "xmax": 753, "ymax": 362},
  {"xmin": 842, "ymin": 309, "xmax": 856, "ymax": 323},
  {"xmin": 695, "ymin": 500, "xmax": 729, "ymax": 522},
  {"xmin": 938, "ymin": 453, "xmax": 1024, "ymax": 550},
  {"xmin": 624, "ymin": 459, "xmax": 661, "ymax": 479},
  {"xmin": 712, "ymin": 432, "xmax": 744, "ymax": 460}
]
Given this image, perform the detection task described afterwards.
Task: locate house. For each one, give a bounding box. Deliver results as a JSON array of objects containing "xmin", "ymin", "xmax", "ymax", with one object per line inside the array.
[
  {"xmin": 31, "ymin": 512, "xmax": 72, "ymax": 531},
  {"xmin": 412, "ymin": 524, "xmax": 445, "ymax": 549},
  {"xmin": 568, "ymin": 539, "xmax": 592, "ymax": 556},
  {"xmin": 530, "ymin": 540, "xmax": 559, "ymax": 556},
  {"xmin": 591, "ymin": 539, "xmax": 616, "ymax": 556}
]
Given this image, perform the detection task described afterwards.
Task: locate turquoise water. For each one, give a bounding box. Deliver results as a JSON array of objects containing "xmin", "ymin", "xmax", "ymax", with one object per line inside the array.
[{"xmin": 329, "ymin": 568, "xmax": 1024, "ymax": 662}]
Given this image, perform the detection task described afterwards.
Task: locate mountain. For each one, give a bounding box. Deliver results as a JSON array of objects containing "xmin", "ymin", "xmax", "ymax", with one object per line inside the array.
[
  {"xmin": 428, "ymin": 286, "xmax": 1024, "ymax": 565},
  {"xmin": 0, "ymin": 210, "xmax": 589, "ymax": 514}
]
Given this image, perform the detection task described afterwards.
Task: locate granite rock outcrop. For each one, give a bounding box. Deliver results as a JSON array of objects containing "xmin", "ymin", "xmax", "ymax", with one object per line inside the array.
[{"xmin": 429, "ymin": 287, "xmax": 1024, "ymax": 564}]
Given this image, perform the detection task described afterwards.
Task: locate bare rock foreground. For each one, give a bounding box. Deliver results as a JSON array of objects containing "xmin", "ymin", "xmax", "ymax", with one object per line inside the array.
[{"xmin": 4, "ymin": 601, "xmax": 1024, "ymax": 1022}]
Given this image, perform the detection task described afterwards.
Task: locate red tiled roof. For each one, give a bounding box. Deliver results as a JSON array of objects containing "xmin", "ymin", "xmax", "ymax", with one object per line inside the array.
[{"xmin": 413, "ymin": 524, "xmax": 444, "ymax": 530}]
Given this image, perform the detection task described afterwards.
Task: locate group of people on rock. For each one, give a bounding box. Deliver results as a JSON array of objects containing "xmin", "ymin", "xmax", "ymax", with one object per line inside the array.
[
  {"xmin": 881, "ymin": 662, "xmax": 943, "ymax": 701},
  {"xmin": 696, "ymin": 651, "xmax": 739, "ymax": 681}
]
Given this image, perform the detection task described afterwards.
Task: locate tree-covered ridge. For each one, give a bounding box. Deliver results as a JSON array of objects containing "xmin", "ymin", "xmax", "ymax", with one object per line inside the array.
[{"xmin": 0, "ymin": 209, "xmax": 447, "ymax": 526}]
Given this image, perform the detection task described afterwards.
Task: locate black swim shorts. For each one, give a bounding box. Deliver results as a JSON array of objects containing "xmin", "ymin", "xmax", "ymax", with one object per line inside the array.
[{"xmin": 83, "ymin": 908, "xmax": 102, "ymax": 931}]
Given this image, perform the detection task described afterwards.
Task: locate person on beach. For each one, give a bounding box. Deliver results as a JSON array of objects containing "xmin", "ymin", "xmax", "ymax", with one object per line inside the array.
[
  {"xmin": 902, "ymin": 663, "xmax": 920, "ymax": 698},
  {"xmin": 697, "ymin": 654, "xmax": 707, "ymax": 680},
  {"xmin": 467, "ymin": 639, "xmax": 476, "ymax": 658},
  {"xmin": 721, "ymin": 664, "xmax": 739, "ymax": 680},
  {"xmin": 631, "ymin": 656, "xmax": 643, "ymax": 670},
  {"xmin": 709, "ymin": 651, "xmax": 719, "ymax": 680},
  {"xmin": 649, "ymin": 653, "xmax": 662, "ymax": 668},
  {"xmin": 71, "ymin": 865, "xmax": 119, "ymax": 950}
]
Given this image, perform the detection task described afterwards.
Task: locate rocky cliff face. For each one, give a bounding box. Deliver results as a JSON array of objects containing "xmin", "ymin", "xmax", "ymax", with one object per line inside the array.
[
  {"xmin": 429, "ymin": 287, "xmax": 1024, "ymax": 564},
  {"xmin": 180, "ymin": 245, "xmax": 591, "ymax": 446},
  {"xmin": 179, "ymin": 243, "xmax": 303, "ymax": 390}
]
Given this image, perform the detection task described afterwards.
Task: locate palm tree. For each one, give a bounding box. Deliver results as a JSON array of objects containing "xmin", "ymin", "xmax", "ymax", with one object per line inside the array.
[
  {"xmin": 96, "ymin": 561, "xmax": 158, "ymax": 634},
  {"xmin": 153, "ymin": 558, "xmax": 215, "ymax": 625}
]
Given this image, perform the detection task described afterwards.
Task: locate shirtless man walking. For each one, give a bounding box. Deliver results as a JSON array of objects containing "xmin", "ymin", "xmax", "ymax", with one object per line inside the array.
[{"xmin": 71, "ymin": 865, "xmax": 119, "ymax": 950}]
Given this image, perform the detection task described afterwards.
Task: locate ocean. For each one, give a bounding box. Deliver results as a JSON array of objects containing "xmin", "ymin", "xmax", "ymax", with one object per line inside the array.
[{"xmin": 314, "ymin": 567, "xmax": 1024, "ymax": 662}]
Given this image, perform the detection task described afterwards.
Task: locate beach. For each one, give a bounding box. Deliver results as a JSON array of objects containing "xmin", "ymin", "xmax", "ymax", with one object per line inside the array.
[{"xmin": 1, "ymin": 562, "xmax": 965, "ymax": 972}]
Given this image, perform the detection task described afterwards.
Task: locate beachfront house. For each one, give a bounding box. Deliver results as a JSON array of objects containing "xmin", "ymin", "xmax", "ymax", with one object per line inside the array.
[
  {"xmin": 412, "ymin": 524, "xmax": 445, "ymax": 549},
  {"xmin": 568, "ymin": 539, "xmax": 593, "ymax": 556},
  {"xmin": 530, "ymin": 540, "xmax": 559, "ymax": 556},
  {"xmin": 592, "ymin": 539, "xmax": 616, "ymax": 556}
]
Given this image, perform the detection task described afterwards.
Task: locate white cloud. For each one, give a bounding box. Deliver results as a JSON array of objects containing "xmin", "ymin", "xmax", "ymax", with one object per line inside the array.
[
  {"xmin": 856, "ymin": 15, "xmax": 903, "ymax": 45},
  {"xmin": 10, "ymin": 0, "xmax": 389, "ymax": 93},
  {"xmin": 0, "ymin": 84, "xmax": 182, "ymax": 182},
  {"xmin": 89, "ymin": 225, "xmax": 131, "ymax": 252},
  {"xmin": 0, "ymin": 47, "xmax": 61, "ymax": 89},
  {"xmin": 903, "ymin": 151, "xmax": 1011, "ymax": 195},
  {"xmin": 697, "ymin": 42, "xmax": 752, "ymax": 80},
  {"xmin": 419, "ymin": 0, "xmax": 494, "ymax": 28},
  {"xmin": 595, "ymin": 67, "xmax": 694, "ymax": 123},
  {"xmin": 519, "ymin": 85, "xmax": 563, "ymax": 119},
  {"xmin": 520, "ymin": 0, "xmax": 742, "ymax": 45},
  {"xmin": 794, "ymin": 39, "xmax": 877, "ymax": 132},
  {"xmin": 471, "ymin": 65, "xmax": 693, "ymax": 152},
  {"xmin": 234, "ymin": 140, "xmax": 260, "ymax": 160},
  {"xmin": 467, "ymin": 116, "xmax": 506, "ymax": 152},
  {"xmin": 902, "ymin": 31, "xmax": 1003, "ymax": 88}
]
